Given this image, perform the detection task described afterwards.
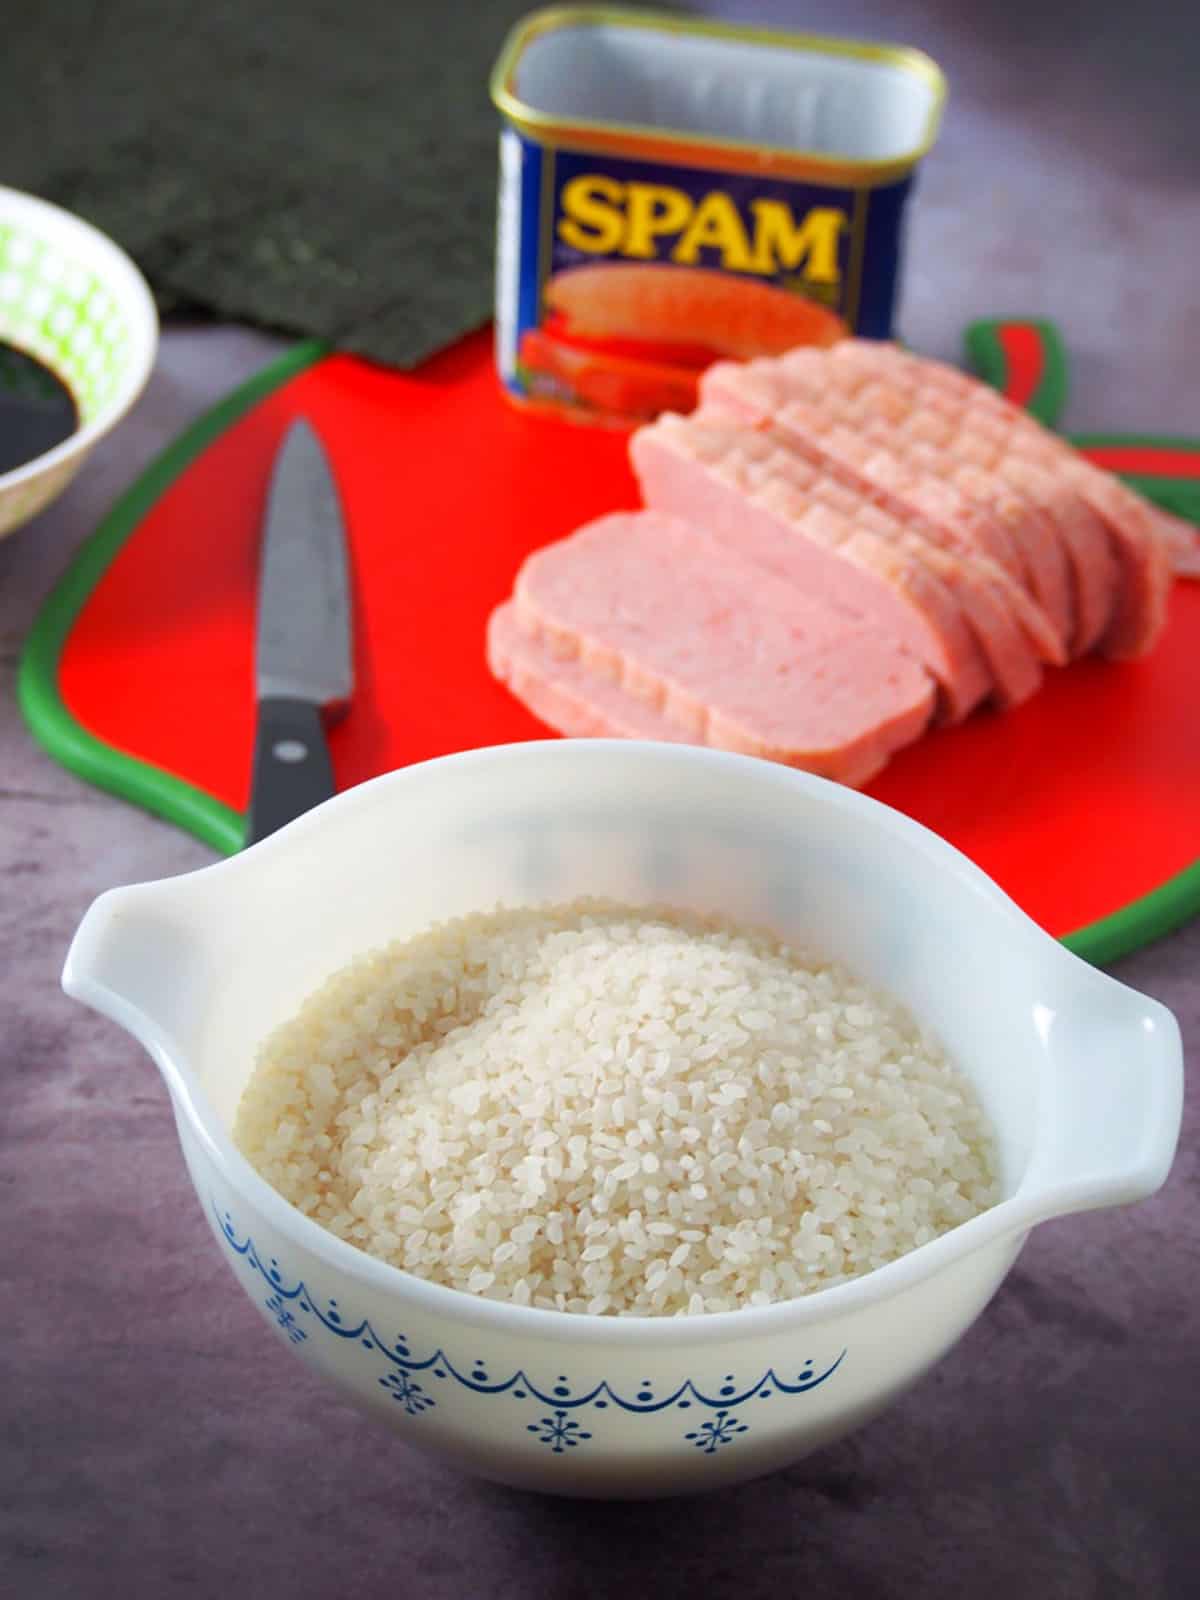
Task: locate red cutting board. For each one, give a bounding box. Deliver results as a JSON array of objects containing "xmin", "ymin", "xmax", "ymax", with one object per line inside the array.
[{"xmin": 19, "ymin": 324, "xmax": 1200, "ymax": 965}]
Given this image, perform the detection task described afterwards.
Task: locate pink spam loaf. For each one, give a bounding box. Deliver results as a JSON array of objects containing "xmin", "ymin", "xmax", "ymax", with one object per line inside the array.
[{"xmin": 486, "ymin": 339, "xmax": 1196, "ymax": 787}]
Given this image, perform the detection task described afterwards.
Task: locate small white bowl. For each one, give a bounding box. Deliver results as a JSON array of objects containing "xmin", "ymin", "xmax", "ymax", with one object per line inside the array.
[
  {"xmin": 61, "ymin": 741, "xmax": 1182, "ymax": 1498},
  {"xmin": 0, "ymin": 185, "xmax": 157, "ymax": 539}
]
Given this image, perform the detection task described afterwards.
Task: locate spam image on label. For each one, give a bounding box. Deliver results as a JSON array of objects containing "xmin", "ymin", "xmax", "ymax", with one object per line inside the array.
[{"xmin": 491, "ymin": 6, "xmax": 947, "ymax": 424}]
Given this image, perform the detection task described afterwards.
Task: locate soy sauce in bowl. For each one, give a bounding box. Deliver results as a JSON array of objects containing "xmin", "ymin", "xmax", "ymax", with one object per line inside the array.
[{"xmin": 0, "ymin": 341, "xmax": 78, "ymax": 474}]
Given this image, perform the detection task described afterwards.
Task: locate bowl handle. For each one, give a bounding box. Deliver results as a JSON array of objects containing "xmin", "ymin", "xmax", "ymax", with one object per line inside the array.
[
  {"xmin": 1022, "ymin": 976, "xmax": 1183, "ymax": 1221},
  {"xmin": 62, "ymin": 882, "xmax": 205, "ymax": 1080}
]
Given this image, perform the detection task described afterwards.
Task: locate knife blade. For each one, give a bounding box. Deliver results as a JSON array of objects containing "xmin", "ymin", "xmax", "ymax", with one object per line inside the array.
[{"xmin": 245, "ymin": 418, "xmax": 354, "ymax": 846}]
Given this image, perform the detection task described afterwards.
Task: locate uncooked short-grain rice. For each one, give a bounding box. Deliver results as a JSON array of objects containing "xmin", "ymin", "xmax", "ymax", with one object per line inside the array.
[{"xmin": 235, "ymin": 901, "xmax": 998, "ymax": 1315}]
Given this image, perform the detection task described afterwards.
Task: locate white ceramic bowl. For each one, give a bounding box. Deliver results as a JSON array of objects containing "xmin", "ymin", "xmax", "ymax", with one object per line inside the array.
[
  {"xmin": 0, "ymin": 185, "xmax": 157, "ymax": 539},
  {"xmin": 62, "ymin": 741, "xmax": 1182, "ymax": 1498}
]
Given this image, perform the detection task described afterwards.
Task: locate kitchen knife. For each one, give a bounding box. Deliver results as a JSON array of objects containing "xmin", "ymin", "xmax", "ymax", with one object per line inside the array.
[{"xmin": 246, "ymin": 418, "xmax": 354, "ymax": 846}]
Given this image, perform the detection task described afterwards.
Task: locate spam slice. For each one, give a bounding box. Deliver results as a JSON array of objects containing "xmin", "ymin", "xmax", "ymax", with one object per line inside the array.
[
  {"xmin": 1005, "ymin": 438, "xmax": 1169, "ymax": 658},
  {"xmin": 713, "ymin": 345, "xmax": 1124, "ymax": 658},
  {"xmin": 916, "ymin": 397, "xmax": 1167, "ymax": 658},
  {"xmin": 641, "ymin": 408, "xmax": 1059, "ymax": 706},
  {"xmin": 631, "ymin": 415, "xmax": 991, "ymax": 721},
  {"xmin": 815, "ymin": 381, "xmax": 1076, "ymax": 652},
  {"xmin": 704, "ymin": 354, "xmax": 1034, "ymax": 591},
  {"xmin": 499, "ymin": 511, "xmax": 936, "ymax": 783},
  {"xmin": 963, "ymin": 451, "xmax": 1118, "ymax": 655},
  {"xmin": 771, "ymin": 406, "xmax": 1067, "ymax": 667},
  {"xmin": 488, "ymin": 603, "xmax": 698, "ymax": 745},
  {"xmin": 830, "ymin": 339, "xmax": 1172, "ymax": 655},
  {"xmin": 490, "ymin": 606, "xmax": 892, "ymax": 789},
  {"xmin": 810, "ymin": 348, "xmax": 1123, "ymax": 655},
  {"xmin": 750, "ymin": 469, "xmax": 1047, "ymax": 709},
  {"xmin": 847, "ymin": 500, "xmax": 1048, "ymax": 708},
  {"xmin": 784, "ymin": 460, "xmax": 1048, "ymax": 699},
  {"xmin": 701, "ymin": 357, "xmax": 1072, "ymax": 659}
]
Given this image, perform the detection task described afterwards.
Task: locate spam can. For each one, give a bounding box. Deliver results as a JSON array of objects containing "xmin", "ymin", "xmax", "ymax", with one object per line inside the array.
[{"xmin": 490, "ymin": 6, "xmax": 946, "ymax": 423}]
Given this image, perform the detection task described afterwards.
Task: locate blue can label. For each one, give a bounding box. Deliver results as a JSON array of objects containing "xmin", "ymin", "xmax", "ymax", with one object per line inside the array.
[{"xmin": 495, "ymin": 127, "xmax": 912, "ymax": 421}]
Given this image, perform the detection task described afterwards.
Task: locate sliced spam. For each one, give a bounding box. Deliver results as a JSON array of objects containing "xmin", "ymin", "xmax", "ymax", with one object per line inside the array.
[
  {"xmin": 632, "ymin": 412, "xmax": 1058, "ymax": 711},
  {"xmin": 486, "ymin": 338, "xmax": 1184, "ymax": 786},
  {"xmin": 710, "ymin": 357, "xmax": 1080, "ymax": 652},
  {"xmin": 489, "ymin": 604, "xmax": 902, "ymax": 788},
  {"xmin": 824, "ymin": 339, "xmax": 1173, "ymax": 657},
  {"xmin": 809, "ymin": 347, "xmax": 1128, "ymax": 656},
  {"xmin": 680, "ymin": 411, "xmax": 1060, "ymax": 704},
  {"xmin": 784, "ymin": 460, "xmax": 1048, "ymax": 705},
  {"xmin": 702, "ymin": 356, "xmax": 1029, "ymax": 584},
  {"xmin": 494, "ymin": 510, "xmax": 937, "ymax": 785},
  {"xmin": 488, "ymin": 603, "xmax": 699, "ymax": 747},
  {"xmin": 755, "ymin": 404, "xmax": 1067, "ymax": 671},
  {"xmin": 941, "ymin": 445, "xmax": 1118, "ymax": 657},
  {"xmin": 700, "ymin": 355, "xmax": 1080, "ymax": 658},
  {"xmin": 699, "ymin": 343, "xmax": 1173, "ymax": 658}
]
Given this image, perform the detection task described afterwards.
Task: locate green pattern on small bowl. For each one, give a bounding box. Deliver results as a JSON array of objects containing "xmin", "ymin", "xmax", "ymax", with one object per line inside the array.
[
  {"xmin": 0, "ymin": 222, "xmax": 131, "ymax": 421},
  {"xmin": 0, "ymin": 185, "xmax": 157, "ymax": 539}
]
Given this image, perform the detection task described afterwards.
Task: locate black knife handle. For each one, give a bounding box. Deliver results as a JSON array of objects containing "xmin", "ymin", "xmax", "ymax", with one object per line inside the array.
[{"xmin": 245, "ymin": 698, "xmax": 336, "ymax": 847}]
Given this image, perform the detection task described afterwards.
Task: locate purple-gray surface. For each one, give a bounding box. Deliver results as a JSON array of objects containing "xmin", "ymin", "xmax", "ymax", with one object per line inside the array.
[{"xmin": 2, "ymin": 2, "xmax": 1198, "ymax": 1596}]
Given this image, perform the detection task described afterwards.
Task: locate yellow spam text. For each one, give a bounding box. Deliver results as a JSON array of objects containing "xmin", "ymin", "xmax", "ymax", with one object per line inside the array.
[{"xmin": 557, "ymin": 177, "xmax": 847, "ymax": 283}]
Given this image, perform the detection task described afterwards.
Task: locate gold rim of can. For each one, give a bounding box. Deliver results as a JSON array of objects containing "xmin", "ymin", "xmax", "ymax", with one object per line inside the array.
[{"xmin": 491, "ymin": 5, "xmax": 948, "ymax": 187}]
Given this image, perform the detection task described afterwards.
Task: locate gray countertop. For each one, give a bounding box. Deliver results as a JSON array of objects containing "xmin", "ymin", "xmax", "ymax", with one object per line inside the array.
[{"xmin": 3, "ymin": 2, "xmax": 1198, "ymax": 1595}]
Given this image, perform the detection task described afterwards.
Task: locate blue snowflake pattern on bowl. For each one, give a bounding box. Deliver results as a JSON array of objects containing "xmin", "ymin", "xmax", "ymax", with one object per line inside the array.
[
  {"xmin": 217, "ymin": 1205, "xmax": 846, "ymax": 1461},
  {"xmin": 264, "ymin": 1291, "xmax": 307, "ymax": 1345},
  {"xmin": 685, "ymin": 1410, "xmax": 750, "ymax": 1454},
  {"xmin": 379, "ymin": 1371, "xmax": 436, "ymax": 1415},
  {"xmin": 528, "ymin": 1410, "xmax": 593, "ymax": 1453}
]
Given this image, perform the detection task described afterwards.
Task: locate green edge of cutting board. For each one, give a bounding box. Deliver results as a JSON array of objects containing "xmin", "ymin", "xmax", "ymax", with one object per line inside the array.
[
  {"xmin": 17, "ymin": 340, "xmax": 327, "ymax": 856},
  {"xmin": 16, "ymin": 328, "xmax": 1200, "ymax": 965}
]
